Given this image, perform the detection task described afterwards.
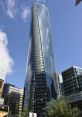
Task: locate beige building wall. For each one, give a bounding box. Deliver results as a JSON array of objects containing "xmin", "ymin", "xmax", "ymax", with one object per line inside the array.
[{"xmin": 0, "ymin": 79, "xmax": 4, "ymax": 98}]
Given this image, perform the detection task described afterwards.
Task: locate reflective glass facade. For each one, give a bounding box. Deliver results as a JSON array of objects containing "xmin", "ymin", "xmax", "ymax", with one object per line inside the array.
[
  {"xmin": 62, "ymin": 66, "xmax": 82, "ymax": 96},
  {"xmin": 23, "ymin": 3, "xmax": 57, "ymax": 116}
]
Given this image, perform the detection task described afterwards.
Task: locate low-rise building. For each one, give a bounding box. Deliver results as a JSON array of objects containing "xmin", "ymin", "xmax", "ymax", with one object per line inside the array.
[
  {"xmin": 62, "ymin": 66, "xmax": 82, "ymax": 113},
  {"xmin": 54, "ymin": 74, "xmax": 62, "ymax": 98},
  {"xmin": 62, "ymin": 66, "xmax": 82, "ymax": 96},
  {"xmin": 3, "ymin": 83, "xmax": 23, "ymax": 116}
]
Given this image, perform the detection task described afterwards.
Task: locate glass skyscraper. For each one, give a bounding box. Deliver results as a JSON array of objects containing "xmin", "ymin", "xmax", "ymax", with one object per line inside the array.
[{"xmin": 23, "ymin": 3, "xmax": 57, "ymax": 116}]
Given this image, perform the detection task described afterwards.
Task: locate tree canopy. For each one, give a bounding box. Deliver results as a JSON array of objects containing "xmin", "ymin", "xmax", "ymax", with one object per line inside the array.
[
  {"xmin": 44, "ymin": 97, "xmax": 80, "ymax": 117},
  {"xmin": 19, "ymin": 106, "xmax": 29, "ymax": 117}
]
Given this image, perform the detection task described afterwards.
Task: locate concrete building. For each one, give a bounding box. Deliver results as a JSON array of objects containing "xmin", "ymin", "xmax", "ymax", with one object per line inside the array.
[
  {"xmin": 0, "ymin": 66, "xmax": 8, "ymax": 116},
  {"xmin": 62, "ymin": 66, "xmax": 82, "ymax": 112},
  {"xmin": 55, "ymin": 74, "xmax": 62, "ymax": 98},
  {"xmin": 0, "ymin": 67, "xmax": 7, "ymax": 98},
  {"xmin": 62, "ymin": 66, "xmax": 82, "ymax": 96},
  {"xmin": 0, "ymin": 79, "xmax": 4, "ymax": 98},
  {"xmin": 3, "ymin": 83, "xmax": 23, "ymax": 116}
]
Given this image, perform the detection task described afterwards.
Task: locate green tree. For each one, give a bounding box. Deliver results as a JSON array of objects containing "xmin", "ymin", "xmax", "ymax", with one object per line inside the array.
[
  {"xmin": 19, "ymin": 106, "xmax": 29, "ymax": 117},
  {"xmin": 44, "ymin": 97, "xmax": 80, "ymax": 117}
]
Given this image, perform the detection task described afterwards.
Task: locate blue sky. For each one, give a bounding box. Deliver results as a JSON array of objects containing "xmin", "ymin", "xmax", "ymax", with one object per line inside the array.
[{"xmin": 0, "ymin": 0, "xmax": 82, "ymax": 88}]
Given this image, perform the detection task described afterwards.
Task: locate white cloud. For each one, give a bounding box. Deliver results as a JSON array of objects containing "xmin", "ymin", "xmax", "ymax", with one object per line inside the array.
[
  {"xmin": 0, "ymin": 30, "xmax": 14, "ymax": 76},
  {"xmin": 7, "ymin": 0, "xmax": 16, "ymax": 18},
  {"xmin": 21, "ymin": 6, "xmax": 31, "ymax": 22},
  {"xmin": 1, "ymin": 0, "xmax": 47, "ymax": 21}
]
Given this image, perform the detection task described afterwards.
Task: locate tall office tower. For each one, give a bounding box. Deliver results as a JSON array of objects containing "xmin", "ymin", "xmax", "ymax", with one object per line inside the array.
[
  {"xmin": 23, "ymin": 3, "xmax": 57, "ymax": 116},
  {"xmin": 3, "ymin": 83, "xmax": 23, "ymax": 116}
]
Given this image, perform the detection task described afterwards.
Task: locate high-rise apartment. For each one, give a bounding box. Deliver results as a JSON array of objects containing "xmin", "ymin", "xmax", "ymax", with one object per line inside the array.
[
  {"xmin": 0, "ymin": 67, "xmax": 7, "ymax": 105},
  {"xmin": 23, "ymin": 3, "xmax": 57, "ymax": 116},
  {"xmin": 3, "ymin": 83, "xmax": 23, "ymax": 116}
]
